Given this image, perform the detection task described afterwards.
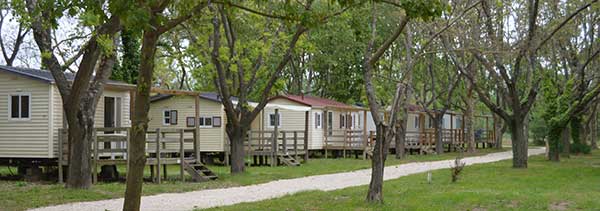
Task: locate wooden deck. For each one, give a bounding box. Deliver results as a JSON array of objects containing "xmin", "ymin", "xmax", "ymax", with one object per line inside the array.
[{"xmin": 58, "ymin": 127, "xmax": 214, "ymax": 183}]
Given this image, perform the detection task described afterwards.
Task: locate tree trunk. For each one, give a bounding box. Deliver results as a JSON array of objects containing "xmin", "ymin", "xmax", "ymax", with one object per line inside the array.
[
  {"xmin": 592, "ymin": 107, "xmax": 598, "ymax": 149},
  {"xmin": 465, "ymin": 96, "xmax": 475, "ymax": 153},
  {"xmin": 494, "ymin": 114, "xmax": 504, "ymax": 149},
  {"xmin": 435, "ymin": 115, "xmax": 444, "ymax": 154},
  {"xmin": 65, "ymin": 115, "xmax": 94, "ymax": 188},
  {"xmin": 509, "ymin": 119, "xmax": 528, "ymax": 168},
  {"xmin": 228, "ymin": 126, "xmax": 247, "ymax": 174},
  {"xmin": 395, "ymin": 120, "xmax": 406, "ymax": 159},
  {"xmin": 561, "ymin": 126, "xmax": 571, "ymax": 156},
  {"xmin": 366, "ymin": 123, "xmax": 387, "ymax": 203},
  {"xmin": 123, "ymin": 30, "xmax": 160, "ymax": 211}
]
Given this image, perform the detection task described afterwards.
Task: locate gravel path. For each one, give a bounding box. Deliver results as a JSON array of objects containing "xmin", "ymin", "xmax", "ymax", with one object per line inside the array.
[{"xmin": 30, "ymin": 148, "xmax": 545, "ymax": 211}]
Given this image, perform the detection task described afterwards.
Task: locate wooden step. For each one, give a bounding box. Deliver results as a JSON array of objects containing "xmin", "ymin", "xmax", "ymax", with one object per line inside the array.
[
  {"xmin": 279, "ymin": 154, "xmax": 300, "ymax": 166},
  {"xmin": 182, "ymin": 160, "xmax": 219, "ymax": 182}
]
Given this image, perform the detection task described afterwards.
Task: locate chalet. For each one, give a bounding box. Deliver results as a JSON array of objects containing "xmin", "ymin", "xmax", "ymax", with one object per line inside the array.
[
  {"xmin": 148, "ymin": 93, "xmax": 230, "ymax": 154},
  {"xmin": 268, "ymin": 95, "xmax": 368, "ymax": 156},
  {"xmin": 0, "ymin": 65, "xmax": 134, "ymax": 162}
]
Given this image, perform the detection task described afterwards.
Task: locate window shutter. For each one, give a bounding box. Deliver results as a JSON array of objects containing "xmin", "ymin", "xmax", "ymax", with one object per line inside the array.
[
  {"xmin": 213, "ymin": 117, "xmax": 222, "ymax": 127},
  {"xmin": 170, "ymin": 110, "xmax": 178, "ymax": 125},
  {"xmin": 315, "ymin": 113, "xmax": 318, "ymax": 128},
  {"xmin": 186, "ymin": 117, "xmax": 195, "ymax": 127},
  {"xmin": 347, "ymin": 114, "xmax": 351, "ymax": 128}
]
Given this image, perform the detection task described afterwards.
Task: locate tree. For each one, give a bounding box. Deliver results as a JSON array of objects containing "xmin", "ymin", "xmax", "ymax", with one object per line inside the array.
[
  {"xmin": 362, "ymin": 0, "xmax": 445, "ymax": 203},
  {"xmin": 124, "ymin": 0, "xmax": 208, "ymax": 209},
  {"xmin": 22, "ymin": 0, "xmax": 123, "ymax": 189},
  {"xmin": 0, "ymin": 0, "xmax": 29, "ymax": 66},
  {"xmin": 455, "ymin": 0, "xmax": 596, "ymax": 168}
]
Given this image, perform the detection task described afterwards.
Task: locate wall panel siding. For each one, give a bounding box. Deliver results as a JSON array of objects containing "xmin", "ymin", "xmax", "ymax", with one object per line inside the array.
[
  {"xmin": 0, "ymin": 71, "xmax": 51, "ymax": 158},
  {"xmin": 148, "ymin": 96, "xmax": 225, "ymax": 152},
  {"xmin": 51, "ymin": 87, "xmax": 131, "ymax": 157}
]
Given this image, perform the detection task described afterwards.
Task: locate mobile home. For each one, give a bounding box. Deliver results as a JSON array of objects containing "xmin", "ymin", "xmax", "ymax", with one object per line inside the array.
[{"xmin": 0, "ymin": 65, "xmax": 133, "ymax": 163}]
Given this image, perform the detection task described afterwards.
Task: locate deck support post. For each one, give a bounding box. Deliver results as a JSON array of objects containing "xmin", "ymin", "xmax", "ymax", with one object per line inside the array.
[
  {"xmin": 179, "ymin": 129, "xmax": 185, "ymax": 182},
  {"xmin": 194, "ymin": 95, "xmax": 201, "ymax": 164},
  {"xmin": 272, "ymin": 109, "xmax": 279, "ymax": 167},
  {"xmin": 304, "ymin": 111, "xmax": 309, "ymax": 162},
  {"xmin": 58, "ymin": 129, "xmax": 64, "ymax": 183},
  {"xmin": 324, "ymin": 109, "xmax": 328, "ymax": 159},
  {"xmin": 93, "ymin": 129, "xmax": 98, "ymax": 184},
  {"xmin": 155, "ymin": 128, "xmax": 161, "ymax": 184},
  {"xmin": 294, "ymin": 131, "xmax": 299, "ymax": 161}
]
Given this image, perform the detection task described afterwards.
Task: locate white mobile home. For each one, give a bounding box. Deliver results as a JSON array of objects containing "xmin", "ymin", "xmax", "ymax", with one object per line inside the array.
[
  {"xmin": 268, "ymin": 95, "xmax": 367, "ymax": 150},
  {"xmin": 0, "ymin": 65, "xmax": 133, "ymax": 160}
]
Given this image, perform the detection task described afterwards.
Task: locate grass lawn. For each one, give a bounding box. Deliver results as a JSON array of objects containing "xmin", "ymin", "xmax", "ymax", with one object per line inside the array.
[
  {"xmin": 0, "ymin": 148, "xmax": 505, "ymax": 211},
  {"xmin": 203, "ymin": 151, "xmax": 600, "ymax": 211}
]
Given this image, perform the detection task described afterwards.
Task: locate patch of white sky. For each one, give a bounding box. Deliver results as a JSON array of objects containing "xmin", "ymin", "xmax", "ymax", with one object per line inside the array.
[{"xmin": 0, "ymin": 7, "xmax": 94, "ymax": 71}]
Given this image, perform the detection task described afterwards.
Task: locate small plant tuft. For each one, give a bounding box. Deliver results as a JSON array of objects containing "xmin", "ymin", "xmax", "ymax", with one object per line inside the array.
[{"xmin": 451, "ymin": 148, "xmax": 466, "ymax": 183}]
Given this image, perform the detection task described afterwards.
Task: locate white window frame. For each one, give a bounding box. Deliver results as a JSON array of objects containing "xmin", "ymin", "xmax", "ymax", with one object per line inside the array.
[
  {"xmin": 198, "ymin": 116, "xmax": 213, "ymax": 128},
  {"xmin": 162, "ymin": 110, "xmax": 171, "ymax": 126},
  {"xmin": 268, "ymin": 112, "xmax": 281, "ymax": 128},
  {"xmin": 315, "ymin": 112, "xmax": 322, "ymax": 129},
  {"xmin": 8, "ymin": 93, "xmax": 31, "ymax": 121}
]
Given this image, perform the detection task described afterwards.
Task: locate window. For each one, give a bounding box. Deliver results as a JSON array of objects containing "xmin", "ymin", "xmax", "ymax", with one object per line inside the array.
[
  {"xmin": 428, "ymin": 117, "xmax": 434, "ymax": 128},
  {"xmin": 340, "ymin": 114, "xmax": 345, "ymax": 128},
  {"xmin": 9, "ymin": 94, "xmax": 30, "ymax": 120},
  {"xmin": 187, "ymin": 116, "xmax": 221, "ymax": 127},
  {"xmin": 163, "ymin": 110, "xmax": 178, "ymax": 125},
  {"xmin": 414, "ymin": 116, "xmax": 420, "ymax": 129},
  {"xmin": 268, "ymin": 113, "xmax": 281, "ymax": 127},
  {"xmin": 197, "ymin": 117, "xmax": 213, "ymax": 127},
  {"xmin": 315, "ymin": 112, "xmax": 322, "ymax": 129},
  {"xmin": 213, "ymin": 116, "xmax": 222, "ymax": 127}
]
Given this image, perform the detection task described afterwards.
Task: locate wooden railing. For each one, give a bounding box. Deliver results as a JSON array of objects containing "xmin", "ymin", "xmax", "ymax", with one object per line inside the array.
[
  {"xmin": 324, "ymin": 129, "xmax": 368, "ymax": 158},
  {"xmin": 58, "ymin": 127, "xmax": 196, "ymax": 184},
  {"xmin": 242, "ymin": 130, "xmax": 309, "ymax": 166}
]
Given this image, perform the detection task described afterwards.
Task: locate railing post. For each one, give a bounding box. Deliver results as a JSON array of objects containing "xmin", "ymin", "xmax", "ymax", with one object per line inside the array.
[
  {"xmin": 179, "ymin": 129, "xmax": 185, "ymax": 182},
  {"xmin": 293, "ymin": 131, "xmax": 298, "ymax": 160},
  {"xmin": 343, "ymin": 129, "xmax": 347, "ymax": 158},
  {"xmin": 282, "ymin": 132, "xmax": 287, "ymax": 154},
  {"xmin": 58, "ymin": 129, "xmax": 63, "ymax": 183},
  {"xmin": 126, "ymin": 128, "xmax": 130, "ymax": 171},
  {"xmin": 93, "ymin": 129, "xmax": 98, "ymax": 184},
  {"xmin": 271, "ymin": 131, "xmax": 277, "ymax": 167},
  {"xmin": 272, "ymin": 109, "xmax": 279, "ymax": 167},
  {"xmin": 304, "ymin": 111, "xmax": 309, "ymax": 163},
  {"xmin": 155, "ymin": 128, "xmax": 161, "ymax": 184}
]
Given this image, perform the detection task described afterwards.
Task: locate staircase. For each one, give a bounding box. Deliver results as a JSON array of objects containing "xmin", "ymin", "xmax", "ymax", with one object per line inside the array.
[
  {"xmin": 183, "ymin": 160, "xmax": 218, "ymax": 182},
  {"xmin": 278, "ymin": 154, "xmax": 301, "ymax": 166}
]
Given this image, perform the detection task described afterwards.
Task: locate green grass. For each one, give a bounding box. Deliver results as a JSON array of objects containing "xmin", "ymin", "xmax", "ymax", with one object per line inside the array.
[
  {"xmin": 0, "ymin": 148, "xmax": 505, "ymax": 211},
  {"xmin": 204, "ymin": 151, "xmax": 600, "ymax": 211}
]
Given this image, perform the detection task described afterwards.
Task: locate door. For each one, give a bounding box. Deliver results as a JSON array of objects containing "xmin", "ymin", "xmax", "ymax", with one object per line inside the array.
[{"xmin": 104, "ymin": 97, "xmax": 115, "ymax": 149}]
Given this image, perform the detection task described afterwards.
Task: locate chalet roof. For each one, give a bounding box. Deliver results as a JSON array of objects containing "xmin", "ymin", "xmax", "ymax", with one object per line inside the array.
[
  {"xmin": 272, "ymin": 95, "xmax": 357, "ymax": 110},
  {"xmin": 0, "ymin": 65, "xmax": 133, "ymax": 88},
  {"xmin": 150, "ymin": 92, "xmax": 239, "ymax": 103}
]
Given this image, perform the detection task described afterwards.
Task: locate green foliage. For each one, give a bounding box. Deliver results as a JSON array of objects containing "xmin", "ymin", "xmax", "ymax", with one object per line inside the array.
[{"xmin": 111, "ymin": 29, "xmax": 141, "ymax": 84}]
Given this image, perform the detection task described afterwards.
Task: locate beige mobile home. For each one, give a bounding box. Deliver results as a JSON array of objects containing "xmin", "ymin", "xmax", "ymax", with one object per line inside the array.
[
  {"xmin": 0, "ymin": 65, "xmax": 133, "ymax": 163},
  {"xmin": 148, "ymin": 93, "xmax": 228, "ymax": 153}
]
